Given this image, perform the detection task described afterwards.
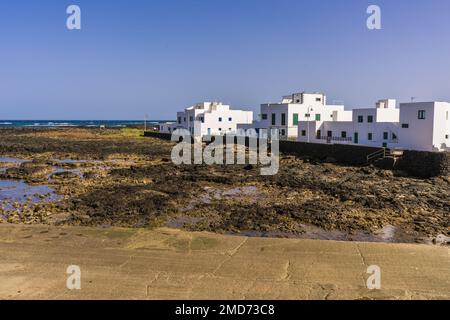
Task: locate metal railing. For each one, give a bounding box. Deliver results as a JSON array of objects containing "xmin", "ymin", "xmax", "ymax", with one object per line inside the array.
[
  {"xmin": 317, "ymin": 136, "xmax": 353, "ymax": 143},
  {"xmin": 366, "ymin": 148, "xmax": 387, "ymax": 163}
]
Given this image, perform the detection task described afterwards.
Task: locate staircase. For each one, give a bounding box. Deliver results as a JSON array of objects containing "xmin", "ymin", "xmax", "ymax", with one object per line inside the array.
[{"xmin": 366, "ymin": 148, "xmax": 404, "ymax": 164}]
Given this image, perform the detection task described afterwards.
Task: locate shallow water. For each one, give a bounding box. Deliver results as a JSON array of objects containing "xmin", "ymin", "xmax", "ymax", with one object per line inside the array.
[
  {"xmin": 0, "ymin": 157, "xmax": 29, "ymax": 165},
  {"xmin": 55, "ymin": 159, "xmax": 100, "ymax": 164},
  {"xmin": 0, "ymin": 180, "xmax": 62, "ymax": 211},
  {"xmin": 48, "ymin": 168, "xmax": 83, "ymax": 180}
]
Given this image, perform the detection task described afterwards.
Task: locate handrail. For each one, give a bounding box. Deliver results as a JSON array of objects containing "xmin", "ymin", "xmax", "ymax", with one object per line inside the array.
[{"xmin": 367, "ymin": 148, "xmax": 387, "ymax": 163}]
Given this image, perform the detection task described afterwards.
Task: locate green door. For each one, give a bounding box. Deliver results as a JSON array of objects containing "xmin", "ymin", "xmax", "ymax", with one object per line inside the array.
[
  {"xmin": 293, "ymin": 113, "xmax": 299, "ymax": 125},
  {"xmin": 354, "ymin": 132, "xmax": 359, "ymax": 144}
]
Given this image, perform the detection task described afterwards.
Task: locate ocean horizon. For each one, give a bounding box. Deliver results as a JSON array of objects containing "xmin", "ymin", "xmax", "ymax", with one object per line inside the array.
[{"xmin": 0, "ymin": 120, "xmax": 172, "ymax": 128}]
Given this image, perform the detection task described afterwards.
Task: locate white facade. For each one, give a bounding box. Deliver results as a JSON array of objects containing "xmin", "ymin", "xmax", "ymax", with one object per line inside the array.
[
  {"xmin": 159, "ymin": 122, "xmax": 177, "ymax": 133},
  {"xmin": 238, "ymin": 92, "xmax": 347, "ymax": 140},
  {"xmin": 297, "ymin": 99, "xmax": 400, "ymax": 148},
  {"xmin": 296, "ymin": 98, "xmax": 450, "ymax": 152},
  {"xmin": 398, "ymin": 102, "xmax": 450, "ymax": 151},
  {"xmin": 159, "ymin": 93, "xmax": 450, "ymax": 152},
  {"xmin": 160, "ymin": 102, "xmax": 253, "ymax": 136}
]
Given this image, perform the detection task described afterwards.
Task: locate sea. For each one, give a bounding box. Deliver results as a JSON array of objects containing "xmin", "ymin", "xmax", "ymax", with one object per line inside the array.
[{"xmin": 0, "ymin": 120, "xmax": 170, "ymax": 128}]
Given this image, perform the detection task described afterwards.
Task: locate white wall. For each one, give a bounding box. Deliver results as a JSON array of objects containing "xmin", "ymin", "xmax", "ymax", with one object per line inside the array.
[
  {"xmin": 168, "ymin": 102, "xmax": 253, "ymax": 137},
  {"xmin": 257, "ymin": 100, "xmax": 345, "ymax": 139},
  {"xmin": 432, "ymin": 102, "xmax": 450, "ymax": 151},
  {"xmin": 398, "ymin": 102, "xmax": 435, "ymax": 151},
  {"xmin": 297, "ymin": 101, "xmax": 400, "ymax": 148}
]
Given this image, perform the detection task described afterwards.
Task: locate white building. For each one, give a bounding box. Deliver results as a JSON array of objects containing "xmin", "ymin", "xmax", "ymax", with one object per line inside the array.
[
  {"xmin": 398, "ymin": 101, "xmax": 450, "ymax": 151},
  {"xmin": 238, "ymin": 92, "xmax": 349, "ymax": 140},
  {"xmin": 159, "ymin": 122, "xmax": 177, "ymax": 134},
  {"xmin": 297, "ymin": 98, "xmax": 450, "ymax": 152},
  {"xmin": 160, "ymin": 102, "xmax": 253, "ymax": 136}
]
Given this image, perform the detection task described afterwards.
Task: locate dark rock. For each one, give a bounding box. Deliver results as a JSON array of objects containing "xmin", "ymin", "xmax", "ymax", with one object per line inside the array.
[{"xmin": 373, "ymin": 157, "xmax": 395, "ymax": 170}]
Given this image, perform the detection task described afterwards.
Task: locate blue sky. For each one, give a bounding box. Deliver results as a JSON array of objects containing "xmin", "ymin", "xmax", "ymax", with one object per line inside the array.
[{"xmin": 1, "ymin": 0, "xmax": 449, "ymax": 120}]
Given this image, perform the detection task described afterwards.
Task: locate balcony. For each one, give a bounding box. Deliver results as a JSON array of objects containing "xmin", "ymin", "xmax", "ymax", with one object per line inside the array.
[{"xmin": 317, "ymin": 136, "xmax": 353, "ymax": 143}]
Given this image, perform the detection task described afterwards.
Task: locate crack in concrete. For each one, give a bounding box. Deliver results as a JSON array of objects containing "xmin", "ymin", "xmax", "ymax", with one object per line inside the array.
[
  {"xmin": 146, "ymin": 272, "xmax": 161, "ymax": 296},
  {"xmin": 211, "ymin": 237, "xmax": 248, "ymax": 276},
  {"xmin": 355, "ymin": 243, "xmax": 368, "ymax": 287},
  {"xmin": 355, "ymin": 244, "xmax": 368, "ymax": 266},
  {"xmin": 280, "ymin": 260, "xmax": 291, "ymax": 281}
]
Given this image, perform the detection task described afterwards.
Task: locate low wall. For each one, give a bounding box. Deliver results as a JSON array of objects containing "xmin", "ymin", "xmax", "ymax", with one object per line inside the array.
[
  {"xmin": 144, "ymin": 131, "xmax": 450, "ymax": 177},
  {"xmin": 143, "ymin": 131, "xmax": 172, "ymax": 140},
  {"xmin": 396, "ymin": 150, "xmax": 450, "ymax": 178},
  {"xmin": 279, "ymin": 140, "xmax": 381, "ymax": 165}
]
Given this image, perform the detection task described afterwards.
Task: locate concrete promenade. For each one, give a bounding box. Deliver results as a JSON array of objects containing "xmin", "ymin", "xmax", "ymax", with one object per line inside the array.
[{"xmin": 0, "ymin": 224, "xmax": 448, "ymax": 300}]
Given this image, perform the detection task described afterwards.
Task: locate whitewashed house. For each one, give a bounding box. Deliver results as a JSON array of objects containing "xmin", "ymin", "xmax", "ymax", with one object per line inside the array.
[
  {"xmin": 238, "ymin": 92, "xmax": 349, "ymax": 140},
  {"xmin": 160, "ymin": 102, "xmax": 253, "ymax": 136},
  {"xmin": 159, "ymin": 122, "xmax": 177, "ymax": 133},
  {"xmin": 398, "ymin": 101, "xmax": 450, "ymax": 151},
  {"xmin": 297, "ymin": 99, "xmax": 400, "ymax": 148},
  {"xmin": 297, "ymin": 98, "xmax": 450, "ymax": 152}
]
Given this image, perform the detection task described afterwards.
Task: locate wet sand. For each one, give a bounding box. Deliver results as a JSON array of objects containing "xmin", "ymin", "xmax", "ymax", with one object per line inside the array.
[{"xmin": 0, "ymin": 127, "xmax": 449, "ymax": 245}]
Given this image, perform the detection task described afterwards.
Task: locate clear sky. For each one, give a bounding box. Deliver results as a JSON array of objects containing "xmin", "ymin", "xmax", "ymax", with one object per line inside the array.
[{"xmin": 1, "ymin": 0, "xmax": 450, "ymax": 120}]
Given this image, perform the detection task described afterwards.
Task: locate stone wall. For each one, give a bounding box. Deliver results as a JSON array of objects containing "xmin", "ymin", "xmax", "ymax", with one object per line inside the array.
[
  {"xmin": 143, "ymin": 131, "xmax": 450, "ymax": 177},
  {"xmin": 279, "ymin": 140, "xmax": 382, "ymax": 165},
  {"xmin": 396, "ymin": 150, "xmax": 450, "ymax": 178},
  {"xmin": 143, "ymin": 131, "xmax": 173, "ymax": 140}
]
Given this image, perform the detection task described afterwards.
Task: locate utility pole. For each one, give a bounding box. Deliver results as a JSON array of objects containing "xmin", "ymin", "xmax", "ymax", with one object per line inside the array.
[{"xmin": 144, "ymin": 114, "xmax": 148, "ymax": 131}]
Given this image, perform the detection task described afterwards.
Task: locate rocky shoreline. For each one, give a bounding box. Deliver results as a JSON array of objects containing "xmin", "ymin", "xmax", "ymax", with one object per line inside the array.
[{"xmin": 0, "ymin": 128, "xmax": 448, "ymax": 245}]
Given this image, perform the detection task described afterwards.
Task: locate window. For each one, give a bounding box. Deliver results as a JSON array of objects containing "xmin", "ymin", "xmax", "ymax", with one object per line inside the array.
[
  {"xmin": 177, "ymin": 117, "xmax": 181, "ymax": 124},
  {"xmin": 367, "ymin": 115, "xmax": 374, "ymax": 123},
  {"xmin": 183, "ymin": 117, "xmax": 186, "ymax": 122},
  {"xmin": 228, "ymin": 117, "xmax": 232, "ymax": 122},
  {"xmin": 189, "ymin": 116, "xmax": 193, "ymax": 121},
  {"xmin": 293, "ymin": 113, "xmax": 299, "ymax": 125},
  {"xmin": 200, "ymin": 117, "xmax": 204, "ymax": 123},
  {"xmin": 281, "ymin": 113, "xmax": 286, "ymax": 126},
  {"xmin": 296, "ymin": 99, "xmax": 300, "ymax": 103},
  {"xmin": 316, "ymin": 98, "xmax": 321, "ymax": 102},
  {"xmin": 261, "ymin": 114, "xmax": 268, "ymax": 120},
  {"xmin": 281, "ymin": 129, "xmax": 286, "ymax": 136},
  {"xmin": 341, "ymin": 131, "xmax": 347, "ymax": 138},
  {"xmin": 418, "ymin": 110, "xmax": 426, "ymax": 119},
  {"xmin": 445, "ymin": 135, "xmax": 449, "ymax": 139},
  {"xmin": 316, "ymin": 130, "xmax": 321, "ymax": 138},
  {"xmin": 392, "ymin": 133, "xmax": 397, "ymax": 140},
  {"xmin": 368, "ymin": 133, "xmax": 373, "ymax": 141},
  {"xmin": 218, "ymin": 128, "xmax": 222, "ymax": 131},
  {"xmin": 402, "ymin": 123, "xmax": 409, "ymax": 128},
  {"xmin": 229, "ymin": 128, "xmax": 232, "ymax": 131},
  {"xmin": 271, "ymin": 114, "xmax": 276, "ymax": 126},
  {"xmin": 315, "ymin": 114, "xmax": 321, "ymax": 121},
  {"xmin": 218, "ymin": 117, "xmax": 222, "ymax": 122},
  {"xmin": 383, "ymin": 132, "xmax": 388, "ymax": 140},
  {"xmin": 305, "ymin": 113, "xmax": 311, "ymax": 118},
  {"xmin": 358, "ymin": 115, "xmax": 364, "ymax": 123},
  {"xmin": 301, "ymin": 130, "xmax": 306, "ymax": 136},
  {"xmin": 327, "ymin": 131, "xmax": 332, "ymax": 137}
]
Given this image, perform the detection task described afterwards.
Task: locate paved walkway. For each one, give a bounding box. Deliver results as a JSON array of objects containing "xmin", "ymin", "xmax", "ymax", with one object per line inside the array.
[{"xmin": 0, "ymin": 224, "xmax": 448, "ymax": 299}]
